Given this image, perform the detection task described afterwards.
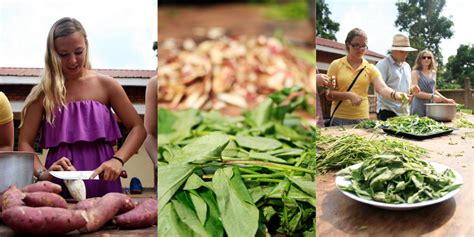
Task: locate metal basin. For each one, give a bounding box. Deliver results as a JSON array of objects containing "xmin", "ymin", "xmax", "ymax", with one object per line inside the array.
[
  {"xmin": 0, "ymin": 151, "xmax": 35, "ymax": 192},
  {"xmin": 426, "ymin": 103, "xmax": 456, "ymax": 122}
]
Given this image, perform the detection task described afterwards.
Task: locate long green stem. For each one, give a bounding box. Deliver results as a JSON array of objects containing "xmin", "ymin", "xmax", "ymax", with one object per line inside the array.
[
  {"xmin": 242, "ymin": 173, "xmax": 285, "ymax": 179},
  {"xmin": 244, "ymin": 178, "xmax": 281, "ymax": 183},
  {"xmin": 238, "ymin": 167, "xmax": 261, "ymax": 174},
  {"xmin": 223, "ymin": 160, "xmax": 315, "ymax": 174}
]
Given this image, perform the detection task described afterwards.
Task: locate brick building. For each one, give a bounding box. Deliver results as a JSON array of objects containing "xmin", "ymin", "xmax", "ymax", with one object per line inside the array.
[
  {"xmin": 0, "ymin": 67, "xmax": 155, "ymax": 119},
  {"xmin": 0, "ymin": 67, "xmax": 157, "ymax": 188}
]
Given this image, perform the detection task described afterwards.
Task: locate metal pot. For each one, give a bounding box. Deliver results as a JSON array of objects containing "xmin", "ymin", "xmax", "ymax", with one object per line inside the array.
[
  {"xmin": 425, "ymin": 103, "xmax": 456, "ymax": 122},
  {"xmin": 0, "ymin": 151, "xmax": 35, "ymax": 192}
]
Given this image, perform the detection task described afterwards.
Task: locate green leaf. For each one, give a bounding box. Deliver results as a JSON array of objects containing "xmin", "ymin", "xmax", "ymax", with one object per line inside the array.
[
  {"xmin": 184, "ymin": 173, "xmax": 211, "ymax": 190},
  {"xmin": 199, "ymin": 189, "xmax": 225, "ymax": 237},
  {"xmin": 173, "ymin": 133, "xmax": 230, "ymax": 164},
  {"xmin": 158, "ymin": 164, "xmax": 194, "ymax": 210},
  {"xmin": 245, "ymin": 98, "xmax": 273, "ymax": 128},
  {"xmin": 212, "ymin": 167, "xmax": 259, "ymax": 237},
  {"xmin": 158, "ymin": 202, "xmax": 194, "ymax": 237},
  {"xmin": 189, "ymin": 191, "xmax": 208, "ymax": 225},
  {"xmin": 158, "ymin": 109, "xmax": 201, "ymax": 146},
  {"xmin": 172, "ymin": 191, "xmax": 211, "ymax": 237},
  {"xmin": 288, "ymin": 176, "xmax": 315, "ymax": 198},
  {"xmin": 158, "ymin": 108, "xmax": 177, "ymax": 134},
  {"xmin": 236, "ymin": 135, "xmax": 281, "ymax": 151},
  {"xmin": 274, "ymin": 123, "xmax": 306, "ymax": 141},
  {"xmin": 248, "ymin": 186, "xmax": 274, "ymax": 204},
  {"xmin": 263, "ymin": 206, "xmax": 277, "ymax": 222},
  {"xmin": 198, "ymin": 111, "xmax": 244, "ymax": 133},
  {"xmin": 268, "ymin": 148, "xmax": 304, "ymax": 157}
]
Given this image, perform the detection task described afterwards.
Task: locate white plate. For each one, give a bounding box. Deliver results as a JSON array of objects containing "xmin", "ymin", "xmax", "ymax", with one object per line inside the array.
[{"xmin": 335, "ymin": 161, "xmax": 463, "ymax": 210}]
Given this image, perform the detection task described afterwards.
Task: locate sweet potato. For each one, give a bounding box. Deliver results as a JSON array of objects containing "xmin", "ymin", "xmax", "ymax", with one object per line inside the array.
[
  {"xmin": 2, "ymin": 206, "xmax": 88, "ymax": 234},
  {"xmin": 73, "ymin": 197, "xmax": 100, "ymax": 211},
  {"xmin": 23, "ymin": 192, "xmax": 68, "ymax": 208},
  {"xmin": 1, "ymin": 185, "xmax": 25, "ymax": 211},
  {"xmin": 79, "ymin": 192, "xmax": 131, "ymax": 233},
  {"xmin": 74, "ymin": 196, "xmax": 135, "ymax": 214},
  {"xmin": 21, "ymin": 181, "xmax": 62, "ymax": 193},
  {"xmin": 114, "ymin": 198, "xmax": 157, "ymax": 229}
]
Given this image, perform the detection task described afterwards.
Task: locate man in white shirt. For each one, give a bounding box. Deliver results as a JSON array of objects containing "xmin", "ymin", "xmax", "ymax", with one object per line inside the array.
[{"xmin": 376, "ymin": 33, "xmax": 417, "ymax": 121}]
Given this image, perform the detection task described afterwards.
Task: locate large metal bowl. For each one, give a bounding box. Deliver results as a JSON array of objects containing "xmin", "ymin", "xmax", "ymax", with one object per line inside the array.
[
  {"xmin": 0, "ymin": 151, "xmax": 35, "ymax": 192},
  {"xmin": 425, "ymin": 103, "xmax": 456, "ymax": 122}
]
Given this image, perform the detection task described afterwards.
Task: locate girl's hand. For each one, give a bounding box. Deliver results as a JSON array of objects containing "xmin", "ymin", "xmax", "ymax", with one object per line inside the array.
[
  {"xmin": 349, "ymin": 92, "xmax": 362, "ymax": 106},
  {"xmin": 433, "ymin": 95, "xmax": 444, "ymax": 103},
  {"xmin": 49, "ymin": 157, "xmax": 75, "ymax": 171},
  {"xmin": 409, "ymin": 85, "xmax": 420, "ymax": 94},
  {"xmin": 42, "ymin": 157, "xmax": 75, "ymax": 181},
  {"xmin": 316, "ymin": 74, "xmax": 331, "ymax": 87},
  {"xmin": 445, "ymin": 98, "xmax": 456, "ymax": 104},
  {"xmin": 397, "ymin": 92, "xmax": 410, "ymax": 103},
  {"xmin": 90, "ymin": 158, "xmax": 123, "ymax": 181}
]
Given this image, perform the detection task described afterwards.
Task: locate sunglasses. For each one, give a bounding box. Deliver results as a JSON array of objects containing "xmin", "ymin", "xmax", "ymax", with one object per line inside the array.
[
  {"xmin": 422, "ymin": 56, "xmax": 432, "ymax": 60},
  {"xmin": 349, "ymin": 43, "xmax": 368, "ymax": 49}
]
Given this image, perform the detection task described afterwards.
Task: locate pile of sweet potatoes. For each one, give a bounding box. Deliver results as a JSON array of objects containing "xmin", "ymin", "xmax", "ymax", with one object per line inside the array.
[{"xmin": 0, "ymin": 181, "xmax": 157, "ymax": 235}]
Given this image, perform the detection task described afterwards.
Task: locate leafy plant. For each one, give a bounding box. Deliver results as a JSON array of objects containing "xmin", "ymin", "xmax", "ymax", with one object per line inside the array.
[
  {"xmin": 158, "ymin": 87, "xmax": 316, "ymax": 236},
  {"xmin": 338, "ymin": 154, "xmax": 461, "ymax": 204}
]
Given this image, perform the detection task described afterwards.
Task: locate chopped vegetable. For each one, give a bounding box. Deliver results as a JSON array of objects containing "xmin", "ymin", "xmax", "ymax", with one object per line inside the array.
[
  {"xmin": 381, "ymin": 115, "xmax": 450, "ymax": 135},
  {"xmin": 337, "ymin": 154, "xmax": 461, "ymax": 204}
]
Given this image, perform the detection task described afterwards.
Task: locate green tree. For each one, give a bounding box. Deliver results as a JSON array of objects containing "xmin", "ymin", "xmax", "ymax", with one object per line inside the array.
[
  {"xmin": 395, "ymin": 0, "xmax": 454, "ymax": 67},
  {"xmin": 444, "ymin": 44, "xmax": 474, "ymax": 88},
  {"xmin": 316, "ymin": 0, "xmax": 339, "ymax": 40}
]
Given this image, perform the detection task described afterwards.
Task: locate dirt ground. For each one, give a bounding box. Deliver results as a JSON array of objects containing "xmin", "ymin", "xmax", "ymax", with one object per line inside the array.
[{"xmin": 158, "ymin": 3, "xmax": 314, "ymax": 52}]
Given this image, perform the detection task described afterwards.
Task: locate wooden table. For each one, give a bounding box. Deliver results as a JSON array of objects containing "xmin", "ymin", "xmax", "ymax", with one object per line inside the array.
[
  {"xmin": 316, "ymin": 119, "xmax": 474, "ymax": 236},
  {"xmin": 0, "ymin": 190, "xmax": 157, "ymax": 236}
]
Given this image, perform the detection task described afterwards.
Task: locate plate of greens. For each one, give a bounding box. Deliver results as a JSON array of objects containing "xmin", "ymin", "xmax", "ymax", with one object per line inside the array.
[
  {"xmin": 336, "ymin": 155, "xmax": 463, "ymax": 210},
  {"xmin": 380, "ymin": 126, "xmax": 454, "ymax": 140},
  {"xmin": 379, "ymin": 115, "xmax": 453, "ymax": 140}
]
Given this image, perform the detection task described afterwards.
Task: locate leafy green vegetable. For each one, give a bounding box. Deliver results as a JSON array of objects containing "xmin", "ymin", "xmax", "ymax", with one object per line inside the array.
[
  {"xmin": 454, "ymin": 112, "xmax": 474, "ymax": 128},
  {"xmin": 158, "ymin": 87, "xmax": 316, "ymax": 236},
  {"xmin": 212, "ymin": 167, "xmax": 260, "ymax": 237},
  {"xmin": 172, "ymin": 191, "xmax": 211, "ymax": 236},
  {"xmin": 158, "ymin": 109, "xmax": 201, "ymax": 146},
  {"xmin": 158, "ymin": 164, "xmax": 195, "ymax": 210},
  {"xmin": 316, "ymin": 134, "xmax": 427, "ymax": 174},
  {"xmin": 338, "ymin": 154, "xmax": 461, "ymax": 204},
  {"xmin": 381, "ymin": 115, "xmax": 450, "ymax": 135}
]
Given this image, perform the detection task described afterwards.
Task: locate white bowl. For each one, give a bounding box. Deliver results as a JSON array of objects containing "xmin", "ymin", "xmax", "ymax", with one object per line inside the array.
[{"xmin": 336, "ymin": 161, "xmax": 463, "ymax": 210}]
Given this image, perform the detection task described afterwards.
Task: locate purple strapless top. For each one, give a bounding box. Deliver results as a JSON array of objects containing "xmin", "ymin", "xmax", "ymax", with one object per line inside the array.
[
  {"xmin": 40, "ymin": 100, "xmax": 123, "ymax": 198},
  {"xmin": 40, "ymin": 100, "xmax": 121, "ymax": 148}
]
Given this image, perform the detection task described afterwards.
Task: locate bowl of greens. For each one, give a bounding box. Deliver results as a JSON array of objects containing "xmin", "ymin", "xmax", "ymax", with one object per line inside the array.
[{"xmin": 336, "ymin": 154, "xmax": 463, "ymax": 210}]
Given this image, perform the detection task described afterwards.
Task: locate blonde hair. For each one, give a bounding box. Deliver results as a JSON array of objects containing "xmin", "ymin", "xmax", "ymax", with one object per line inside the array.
[
  {"xmin": 413, "ymin": 49, "xmax": 436, "ymax": 72},
  {"xmin": 20, "ymin": 17, "xmax": 91, "ymax": 126}
]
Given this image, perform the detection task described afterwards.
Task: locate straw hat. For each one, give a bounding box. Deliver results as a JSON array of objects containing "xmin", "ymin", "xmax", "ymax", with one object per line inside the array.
[{"xmin": 391, "ymin": 33, "xmax": 417, "ymax": 51}]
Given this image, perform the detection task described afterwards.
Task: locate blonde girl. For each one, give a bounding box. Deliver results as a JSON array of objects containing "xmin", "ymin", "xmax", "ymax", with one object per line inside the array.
[{"xmin": 19, "ymin": 17, "xmax": 146, "ymax": 198}]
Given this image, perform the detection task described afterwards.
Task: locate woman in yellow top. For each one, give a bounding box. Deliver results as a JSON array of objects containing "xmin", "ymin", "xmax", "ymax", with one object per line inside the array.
[
  {"xmin": 326, "ymin": 28, "xmax": 408, "ymax": 126},
  {"xmin": 0, "ymin": 92, "xmax": 14, "ymax": 151}
]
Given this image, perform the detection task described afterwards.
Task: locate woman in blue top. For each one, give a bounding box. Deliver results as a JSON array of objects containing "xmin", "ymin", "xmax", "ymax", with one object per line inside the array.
[{"xmin": 410, "ymin": 49, "xmax": 455, "ymax": 117}]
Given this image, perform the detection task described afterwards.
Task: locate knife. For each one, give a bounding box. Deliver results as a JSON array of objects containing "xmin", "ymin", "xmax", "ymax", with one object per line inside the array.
[{"xmin": 50, "ymin": 170, "xmax": 128, "ymax": 180}]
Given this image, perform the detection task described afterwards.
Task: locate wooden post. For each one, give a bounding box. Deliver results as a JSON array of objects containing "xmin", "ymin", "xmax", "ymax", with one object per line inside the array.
[{"xmin": 464, "ymin": 77, "xmax": 472, "ymax": 109}]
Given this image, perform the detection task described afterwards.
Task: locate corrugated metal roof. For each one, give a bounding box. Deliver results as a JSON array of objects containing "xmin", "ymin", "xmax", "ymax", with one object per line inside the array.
[{"xmin": 0, "ymin": 67, "xmax": 156, "ymax": 78}]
